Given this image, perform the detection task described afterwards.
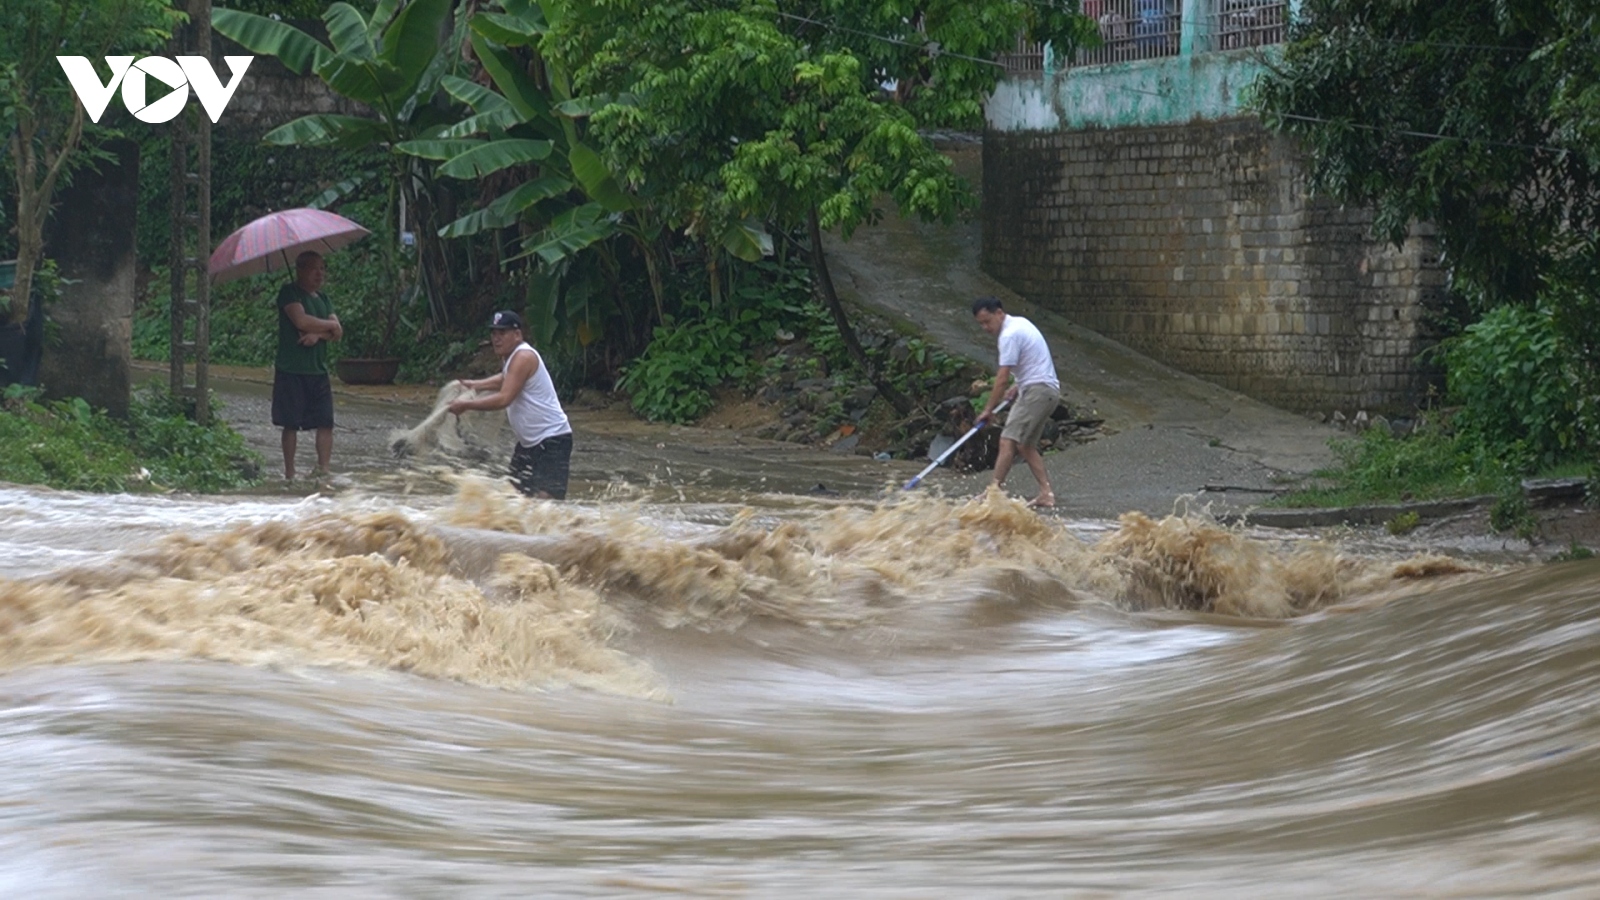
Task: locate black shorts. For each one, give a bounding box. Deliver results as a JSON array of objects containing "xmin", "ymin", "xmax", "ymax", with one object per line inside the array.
[
  {"xmin": 271, "ymin": 369, "xmax": 335, "ymax": 431},
  {"xmin": 509, "ymin": 432, "xmax": 573, "ymax": 499}
]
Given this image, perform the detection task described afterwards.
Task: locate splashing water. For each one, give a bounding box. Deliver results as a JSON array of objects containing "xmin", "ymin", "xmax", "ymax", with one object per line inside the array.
[
  {"xmin": 2, "ymin": 476, "xmax": 1596, "ymax": 896},
  {"xmin": 0, "ymin": 478, "xmax": 1489, "ymax": 696},
  {"xmin": 387, "ymin": 382, "xmax": 498, "ymax": 461}
]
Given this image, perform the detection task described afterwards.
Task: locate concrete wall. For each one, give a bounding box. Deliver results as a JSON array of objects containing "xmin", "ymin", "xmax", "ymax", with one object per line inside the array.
[
  {"xmin": 982, "ymin": 117, "xmax": 1444, "ymax": 415},
  {"xmin": 988, "ymin": 49, "xmax": 1272, "ymax": 132},
  {"xmin": 40, "ymin": 140, "xmax": 141, "ymax": 417}
]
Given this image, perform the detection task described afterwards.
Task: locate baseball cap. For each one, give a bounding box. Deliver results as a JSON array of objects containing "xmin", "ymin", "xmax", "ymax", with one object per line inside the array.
[{"xmin": 488, "ymin": 310, "xmax": 524, "ymax": 331}]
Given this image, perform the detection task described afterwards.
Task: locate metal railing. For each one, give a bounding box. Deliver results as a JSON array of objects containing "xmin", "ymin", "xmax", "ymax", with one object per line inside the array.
[
  {"xmin": 997, "ymin": 0, "xmax": 1290, "ymax": 75},
  {"xmin": 1202, "ymin": 0, "xmax": 1289, "ymax": 51},
  {"xmin": 998, "ymin": 33, "xmax": 1047, "ymax": 75},
  {"xmin": 1072, "ymin": 0, "xmax": 1182, "ymax": 66}
]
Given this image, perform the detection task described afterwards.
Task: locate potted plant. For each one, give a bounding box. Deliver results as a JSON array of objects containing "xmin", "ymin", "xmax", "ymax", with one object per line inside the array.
[
  {"xmin": 333, "ymin": 275, "xmax": 413, "ymax": 386},
  {"xmin": 334, "ymin": 349, "xmax": 401, "ymax": 386}
]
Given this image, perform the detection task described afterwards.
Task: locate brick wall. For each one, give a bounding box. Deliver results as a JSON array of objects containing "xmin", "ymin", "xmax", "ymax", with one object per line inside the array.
[{"xmin": 982, "ymin": 116, "xmax": 1444, "ymax": 415}]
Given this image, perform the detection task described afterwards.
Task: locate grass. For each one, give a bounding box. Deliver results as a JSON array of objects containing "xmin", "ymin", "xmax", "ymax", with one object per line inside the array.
[
  {"xmin": 1269, "ymin": 428, "xmax": 1504, "ymax": 508},
  {"xmin": 1267, "ymin": 426, "xmax": 1588, "ymax": 511}
]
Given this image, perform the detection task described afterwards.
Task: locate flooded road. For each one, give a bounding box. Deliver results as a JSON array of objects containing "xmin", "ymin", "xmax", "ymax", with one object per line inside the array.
[
  {"xmin": 3, "ymin": 376, "xmax": 1599, "ymax": 897},
  {"xmin": 189, "ymin": 366, "xmax": 924, "ymax": 502}
]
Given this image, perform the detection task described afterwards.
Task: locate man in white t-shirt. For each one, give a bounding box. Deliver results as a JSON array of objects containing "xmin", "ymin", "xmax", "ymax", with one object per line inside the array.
[
  {"xmin": 972, "ymin": 296, "xmax": 1061, "ymax": 508},
  {"xmin": 448, "ymin": 311, "xmax": 574, "ymax": 499}
]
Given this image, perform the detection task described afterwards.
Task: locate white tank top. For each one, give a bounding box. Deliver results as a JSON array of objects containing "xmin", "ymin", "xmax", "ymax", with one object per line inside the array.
[{"xmin": 504, "ymin": 343, "xmax": 571, "ymax": 447}]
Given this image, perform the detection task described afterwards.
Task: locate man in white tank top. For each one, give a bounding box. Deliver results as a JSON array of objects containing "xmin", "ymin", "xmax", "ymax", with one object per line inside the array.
[
  {"xmin": 972, "ymin": 296, "xmax": 1061, "ymax": 508},
  {"xmin": 448, "ymin": 311, "xmax": 574, "ymax": 499}
]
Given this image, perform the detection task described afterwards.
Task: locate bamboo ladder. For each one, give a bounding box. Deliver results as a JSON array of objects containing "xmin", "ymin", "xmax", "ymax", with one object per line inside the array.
[{"xmin": 168, "ymin": 0, "xmax": 213, "ymax": 423}]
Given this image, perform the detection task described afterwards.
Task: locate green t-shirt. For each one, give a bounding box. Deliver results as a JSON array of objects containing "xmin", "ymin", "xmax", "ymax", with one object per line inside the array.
[{"xmin": 274, "ymin": 282, "xmax": 333, "ymax": 375}]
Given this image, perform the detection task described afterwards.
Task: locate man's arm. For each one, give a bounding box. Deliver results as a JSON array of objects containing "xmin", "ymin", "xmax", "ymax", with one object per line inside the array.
[
  {"xmin": 449, "ymin": 353, "xmax": 536, "ymax": 415},
  {"xmin": 458, "ymin": 372, "xmax": 506, "ymax": 393},
  {"xmin": 978, "ymin": 365, "xmax": 1014, "ymax": 425},
  {"xmin": 283, "ymin": 302, "xmax": 342, "ymax": 341}
]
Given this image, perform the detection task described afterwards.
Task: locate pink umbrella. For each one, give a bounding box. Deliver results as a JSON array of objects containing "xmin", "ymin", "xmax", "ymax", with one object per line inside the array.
[{"xmin": 208, "ymin": 208, "xmax": 371, "ymax": 285}]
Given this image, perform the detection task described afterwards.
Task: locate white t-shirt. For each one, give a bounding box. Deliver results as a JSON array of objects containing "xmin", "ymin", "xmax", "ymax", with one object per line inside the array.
[
  {"xmin": 504, "ymin": 342, "xmax": 572, "ymax": 447},
  {"xmin": 997, "ymin": 314, "xmax": 1059, "ymax": 391}
]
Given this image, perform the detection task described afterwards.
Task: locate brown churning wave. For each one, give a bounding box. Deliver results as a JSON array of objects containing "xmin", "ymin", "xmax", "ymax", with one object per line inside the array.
[{"xmin": 0, "ymin": 478, "xmax": 1486, "ymax": 692}]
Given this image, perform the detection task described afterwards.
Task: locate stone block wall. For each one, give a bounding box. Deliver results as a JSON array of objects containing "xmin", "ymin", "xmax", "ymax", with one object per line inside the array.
[
  {"xmin": 215, "ymin": 28, "xmax": 367, "ymax": 131},
  {"xmin": 981, "ymin": 116, "xmax": 1444, "ymax": 415}
]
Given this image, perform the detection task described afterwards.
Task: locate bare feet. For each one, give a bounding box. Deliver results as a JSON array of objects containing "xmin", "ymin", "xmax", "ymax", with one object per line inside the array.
[{"xmin": 1026, "ymin": 494, "xmax": 1056, "ymax": 509}]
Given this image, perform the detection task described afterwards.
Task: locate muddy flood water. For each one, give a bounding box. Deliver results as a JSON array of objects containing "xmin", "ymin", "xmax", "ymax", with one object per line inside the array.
[{"xmin": 2, "ymin": 383, "xmax": 1599, "ymax": 897}]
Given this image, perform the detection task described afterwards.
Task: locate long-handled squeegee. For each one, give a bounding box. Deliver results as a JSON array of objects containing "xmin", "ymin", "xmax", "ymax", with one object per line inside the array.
[{"xmin": 902, "ymin": 400, "xmax": 1008, "ymax": 491}]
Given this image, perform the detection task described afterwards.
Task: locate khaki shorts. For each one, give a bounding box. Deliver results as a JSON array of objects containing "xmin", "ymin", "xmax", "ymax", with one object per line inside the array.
[{"xmin": 1001, "ymin": 383, "xmax": 1060, "ymax": 448}]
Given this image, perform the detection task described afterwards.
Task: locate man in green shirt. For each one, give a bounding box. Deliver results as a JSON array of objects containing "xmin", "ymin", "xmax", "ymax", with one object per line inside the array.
[{"xmin": 272, "ymin": 251, "xmax": 342, "ymax": 481}]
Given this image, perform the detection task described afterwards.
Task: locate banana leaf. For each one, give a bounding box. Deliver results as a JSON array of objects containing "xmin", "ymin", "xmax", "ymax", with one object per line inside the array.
[
  {"xmin": 380, "ymin": 0, "xmax": 452, "ymax": 99},
  {"xmin": 211, "ymin": 9, "xmax": 330, "ymax": 76},
  {"xmin": 470, "ymin": 11, "xmax": 544, "ymax": 46},
  {"xmin": 469, "ymin": 31, "xmax": 553, "ymax": 125},
  {"xmin": 262, "ymin": 114, "xmax": 391, "ymax": 149},
  {"xmin": 395, "ymin": 138, "xmax": 484, "ymax": 161},
  {"xmin": 438, "ymin": 139, "xmax": 554, "ymax": 179},
  {"xmin": 442, "ymin": 74, "xmax": 512, "ymax": 114},
  {"xmin": 568, "ymin": 142, "xmax": 633, "ymax": 212},
  {"xmin": 323, "ymin": 3, "xmax": 376, "ymax": 59},
  {"xmin": 437, "ymin": 176, "xmax": 573, "ymax": 238}
]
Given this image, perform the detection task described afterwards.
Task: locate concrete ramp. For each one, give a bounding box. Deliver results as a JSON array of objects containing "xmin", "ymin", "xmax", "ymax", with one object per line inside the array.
[{"xmin": 821, "ymin": 166, "xmax": 1339, "ymax": 515}]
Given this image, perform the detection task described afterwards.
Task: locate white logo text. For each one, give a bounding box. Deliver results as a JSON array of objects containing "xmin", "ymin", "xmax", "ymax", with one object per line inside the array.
[{"xmin": 56, "ymin": 56, "xmax": 254, "ymax": 124}]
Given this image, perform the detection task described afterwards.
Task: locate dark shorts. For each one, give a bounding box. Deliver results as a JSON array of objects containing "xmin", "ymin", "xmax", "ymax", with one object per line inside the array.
[
  {"xmin": 509, "ymin": 432, "xmax": 573, "ymax": 499},
  {"xmin": 271, "ymin": 369, "xmax": 335, "ymax": 431}
]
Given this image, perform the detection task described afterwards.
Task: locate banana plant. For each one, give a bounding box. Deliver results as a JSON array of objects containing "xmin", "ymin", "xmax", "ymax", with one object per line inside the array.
[
  {"xmin": 385, "ymin": 0, "xmax": 630, "ymax": 350},
  {"xmin": 213, "ymin": 0, "xmax": 461, "ymax": 335},
  {"xmin": 394, "ymin": 0, "xmax": 769, "ymax": 353}
]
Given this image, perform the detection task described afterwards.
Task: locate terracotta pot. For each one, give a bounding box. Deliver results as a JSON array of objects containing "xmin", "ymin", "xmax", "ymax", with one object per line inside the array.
[{"xmin": 335, "ymin": 357, "xmax": 401, "ymax": 386}]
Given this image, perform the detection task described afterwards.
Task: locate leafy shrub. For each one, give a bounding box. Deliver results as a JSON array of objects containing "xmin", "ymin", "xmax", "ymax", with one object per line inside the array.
[
  {"xmin": 620, "ymin": 257, "xmax": 817, "ymax": 423},
  {"xmin": 0, "ymin": 383, "xmax": 259, "ymax": 493},
  {"xmin": 1489, "ymin": 484, "xmax": 1537, "ymax": 540},
  {"xmin": 1550, "ymin": 541, "xmax": 1595, "ymax": 562},
  {"xmin": 1443, "ymin": 304, "xmax": 1580, "ymax": 464},
  {"xmin": 619, "ymin": 315, "xmax": 749, "ymax": 423},
  {"xmin": 133, "ymin": 273, "xmax": 280, "ymax": 366},
  {"xmin": 126, "ymin": 384, "xmax": 262, "ymax": 492},
  {"xmin": 0, "ymin": 387, "xmax": 141, "ymax": 491},
  {"xmin": 1385, "ymin": 511, "xmax": 1421, "ymax": 535}
]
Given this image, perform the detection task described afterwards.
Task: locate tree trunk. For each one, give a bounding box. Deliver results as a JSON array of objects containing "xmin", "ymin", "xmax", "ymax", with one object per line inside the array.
[
  {"xmin": 638, "ymin": 236, "xmax": 666, "ymax": 326},
  {"xmin": 400, "ymin": 164, "xmax": 449, "ymax": 329},
  {"xmin": 7, "ymin": 100, "xmax": 82, "ymax": 327},
  {"xmin": 807, "ymin": 206, "xmax": 913, "ymax": 415},
  {"xmin": 706, "ymin": 244, "xmax": 722, "ymax": 309}
]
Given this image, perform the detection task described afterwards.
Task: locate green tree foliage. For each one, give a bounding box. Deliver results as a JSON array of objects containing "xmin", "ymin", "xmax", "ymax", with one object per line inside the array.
[
  {"xmin": 768, "ymin": 1, "xmax": 1095, "ymax": 130},
  {"xmin": 0, "ymin": 0, "xmax": 178, "ymax": 323},
  {"xmin": 1442, "ymin": 303, "xmax": 1581, "ymax": 466},
  {"xmin": 541, "ymin": 0, "xmax": 1086, "ymax": 412},
  {"xmin": 1254, "ymin": 0, "xmax": 1600, "ymax": 464},
  {"xmin": 250, "ymin": 1, "xmax": 1083, "ymax": 403},
  {"xmin": 403, "ymin": 0, "xmax": 649, "ymax": 355},
  {"xmin": 1253, "ymin": 0, "xmax": 1600, "ymax": 305},
  {"xmin": 214, "ymin": 0, "xmax": 463, "ymax": 347}
]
